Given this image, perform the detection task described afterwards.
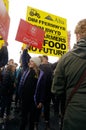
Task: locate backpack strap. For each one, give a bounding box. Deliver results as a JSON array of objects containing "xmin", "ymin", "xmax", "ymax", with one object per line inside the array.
[
  {"xmin": 66, "ymin": 69, "xmax": 86, "ymax": 109},
  {"xmin": 60, "ymin": 69, "xmax": 86, "ymax": 130}
]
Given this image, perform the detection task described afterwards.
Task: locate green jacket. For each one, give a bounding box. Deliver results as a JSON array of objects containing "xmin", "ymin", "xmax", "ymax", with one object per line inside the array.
[{"xmin": 52, "ymin": 38, "xmax": 86, "ymax": 130}]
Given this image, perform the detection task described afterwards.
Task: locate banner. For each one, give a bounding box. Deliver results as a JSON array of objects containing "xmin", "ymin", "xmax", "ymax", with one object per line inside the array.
[
  {"xmin": 0, "ymin": 0, "xmax": 10, "ymax": 41},
  {"xmin": 0, "ymin": 0, "xmax": 9, "ymax": 48},
  {"xmin": 3, "ymin": 0, "xmax": 9, "ymax": 11},
  {"xmin": 24, "ymin": 6, "xmax": 68, "ymax": 57},
  {"xmin": 15, "ymin": 19, "xmax": 45, "ymax": 49},
  {"xmin": 0, "ymin": 36, "xmax": 4, "ymax": 49}
]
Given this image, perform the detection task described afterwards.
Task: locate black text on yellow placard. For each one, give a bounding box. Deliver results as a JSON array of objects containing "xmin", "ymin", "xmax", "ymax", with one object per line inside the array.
[{"xmin": 24, "ymin": 6, "xmax": 68, "ymax": 57}]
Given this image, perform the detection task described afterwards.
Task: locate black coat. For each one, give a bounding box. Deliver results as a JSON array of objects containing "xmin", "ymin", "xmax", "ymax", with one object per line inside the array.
[
  {"xmin": 1, "ymin": 70, "xmax": 15, "ymax": 96},
  {"xmin": 0, "ymin": 46, "xmax": 8, "ymax": 67},
  {"xmin": 40, "ymin": 63, "xmax": 53, "ymax": 101}
]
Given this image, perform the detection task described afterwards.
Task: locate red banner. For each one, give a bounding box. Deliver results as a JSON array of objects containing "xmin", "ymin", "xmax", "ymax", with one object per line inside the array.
[
  {"xmin": 15, "ymin": 19, "xmax": 45, "ymax": 49},
  {"xmin": 0, "ymin": 0, "xmax": 10, "ymax": 41}
]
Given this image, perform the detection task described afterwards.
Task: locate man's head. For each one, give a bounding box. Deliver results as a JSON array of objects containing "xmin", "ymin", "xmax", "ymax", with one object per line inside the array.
[
  {"xmin": 41, "ymin": 55, "xmax": 48, "ymax": 64},
  {"xmin": 8, "ymin": 59, "xmax": 14, "ymax": 65},
  {"xmin": 74, "ymin": 19, "xmax": 86, "ymax": 41}
]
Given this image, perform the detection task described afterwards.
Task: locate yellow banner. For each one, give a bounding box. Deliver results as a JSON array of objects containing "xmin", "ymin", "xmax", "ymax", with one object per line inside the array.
[
  {"xmin": 3, "ymin": 0, "xmax": 9, "ymax": 12},
  {"xmin": 0, "ymin": 36, "xmax": 4, "ymax": 49},
  {"xmin": 24, "ymin": 6, "xmax": 68, "ymax": 57}
]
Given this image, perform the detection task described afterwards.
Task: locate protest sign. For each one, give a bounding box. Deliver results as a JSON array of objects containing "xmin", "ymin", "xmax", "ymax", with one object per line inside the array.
[
  {"xmin": 0, "ymin": 0, "xmax": 10, "ymax": 41},
  {"xmin": 24, "ymin": 6, "xmax": 68, "ymax": 57},
  {"xmin": 15, "ymin": 19, "xmax": 45, "ymax": 49}
]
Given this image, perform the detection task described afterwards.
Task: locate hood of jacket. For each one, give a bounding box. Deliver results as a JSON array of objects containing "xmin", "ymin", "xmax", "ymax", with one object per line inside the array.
[{"xmin": 71, "ymin": 38, "xmax": 86, "ymax": 59}]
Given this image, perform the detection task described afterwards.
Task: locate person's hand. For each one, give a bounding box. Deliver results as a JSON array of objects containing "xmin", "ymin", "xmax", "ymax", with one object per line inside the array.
[
  {"xmin": 3, "ymin": 41, "xmax": 8, "ymax": 46},
  {"xmin": 37, "ymin": 102, "xmax": 43, "ymax": 109},
  {"xmin": 26, "ymin": 44, "xmax": 30, "ymax": 49}
]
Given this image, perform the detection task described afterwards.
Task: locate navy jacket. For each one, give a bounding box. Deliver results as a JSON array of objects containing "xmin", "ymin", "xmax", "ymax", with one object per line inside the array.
[
  {"xmin": 18, "ymin": 68, "xmax": 46, "ymax": 105},
  {"xmin": 19, "ymin": 49, "xmax": 46, "ymax": 105}
]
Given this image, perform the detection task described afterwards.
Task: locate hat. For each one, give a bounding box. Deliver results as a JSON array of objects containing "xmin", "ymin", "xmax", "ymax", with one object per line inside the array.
[{"xmin": 30, "ymin": 57, "xmax": 41, "ymax": 67}]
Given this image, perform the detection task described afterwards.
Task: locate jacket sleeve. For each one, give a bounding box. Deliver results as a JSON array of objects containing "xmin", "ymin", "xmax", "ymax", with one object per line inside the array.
[
  {"xmin": 51, "ymin": 57, "xmax": 66, "ymax": 96},
  {"xmin": 21, "ymin": 49, "xmax": 31, "ymax": 71},
  {"xmin": 0, "ymin": 46, "xmax": 8, "ymax": 67}
]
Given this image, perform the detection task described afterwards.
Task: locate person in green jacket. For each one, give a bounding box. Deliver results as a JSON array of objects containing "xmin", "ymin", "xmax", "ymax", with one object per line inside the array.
[{"xmin": 51, "ymin": 19, "xmax": 86, "ymax": 130}]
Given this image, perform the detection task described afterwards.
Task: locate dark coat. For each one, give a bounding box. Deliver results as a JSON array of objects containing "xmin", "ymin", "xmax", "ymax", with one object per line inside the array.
[
  {"xmin": 21, "ymin": 49, "xmax": 31, "ymax": 71},
  {"xmin": 40, "ymin": 63, "xmax": 53, "ymax": 101},
  {"xmin": 52, "ymin": 38, "xmax": 86, "ymax": 130},
  {"xmin": 18, "ymin": 68, "xmax": 46, "ymax": 105},
  {"xmin": 1, "ymin": 70, "xmax": 15, "ymax": 96},
  {"xmin": 0, "ymin": 46, "xmax": 8, "ymax": 67}
]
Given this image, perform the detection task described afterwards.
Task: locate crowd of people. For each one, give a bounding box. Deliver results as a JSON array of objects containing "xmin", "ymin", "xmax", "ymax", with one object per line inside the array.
[
  {"xmin": 0, "ymin": 43, "xmax": 59, "ymax": 130},
  {"xmin": 0, "ymin": 18, "xmax": 86, "ymax": 130}
]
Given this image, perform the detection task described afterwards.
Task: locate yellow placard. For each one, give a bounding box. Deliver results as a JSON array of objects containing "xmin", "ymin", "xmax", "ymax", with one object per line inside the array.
[
  {"xmin": 3, "ymin": 0, "xmax": 9, "ymax": 12},
  {"xmin": 0, "ymin": 36, "xmax": 4, "ymax": 49},
  {"xmin": 24, "ymin": 6, "xmax": 68, "ymax": 57}
]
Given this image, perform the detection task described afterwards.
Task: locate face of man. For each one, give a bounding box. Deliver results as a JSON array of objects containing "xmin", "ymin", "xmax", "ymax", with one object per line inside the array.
[{"xmin": 42, "ymin": 57, "xmax": 48, "ymax": 64}]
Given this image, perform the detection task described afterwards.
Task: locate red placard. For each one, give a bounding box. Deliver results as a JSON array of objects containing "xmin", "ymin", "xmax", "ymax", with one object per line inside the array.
[
  {"xmin": 15, "ymin": 19, "xmax": 45, "ymax": 49},
  {"xmin": 0, "ymin": 0, "xmax": 10, "ymax": 41}
]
